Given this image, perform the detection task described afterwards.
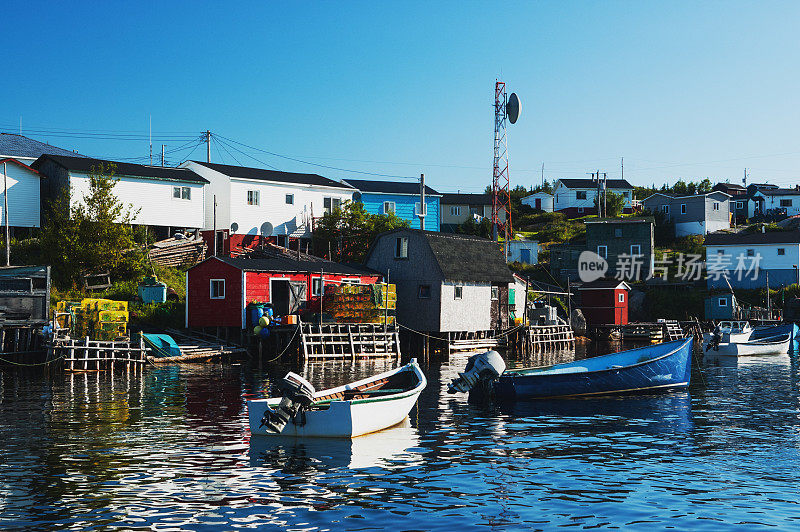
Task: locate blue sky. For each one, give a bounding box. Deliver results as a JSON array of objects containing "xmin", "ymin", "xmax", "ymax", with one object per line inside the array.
[{"xmin": 3, "ymin": 1, "xmax": 800, "ymax": 191}]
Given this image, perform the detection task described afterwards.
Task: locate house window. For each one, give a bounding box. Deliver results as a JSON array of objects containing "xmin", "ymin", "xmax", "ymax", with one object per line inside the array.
[
  {"xmin": 681, "ymin": 204, "xmax": 686, "ymax": 214},
  {"xmin": 395, "ymin": 236, "xmax": 408, "ymax": 259},
  {"xmin": 312, "ymin": 277, "xmax": 323, "ymax": 296},
  {"xmin": 491, "ymin": 286, "xmax": 499, "ymax": 300},
  {"xmin": 623, "ymin": 191, "xmax": 630, "ymax": 199},
  {"xmin": 718, "ymin": 297, "xmax": 728, "ymax": 307},
  {"xmin": 173, "ymin": 186, "xmax": 181, "ymax": 199},
  {"xmin": 577, "ymin": 207, "xmax": 584, "ymax": 214},
  {"xmin": 247, "ymin": 190, "xmax": 260, "ymax": 206},
  {"xmin": 778, "ymin": 248, "xmax": 786, "ymax": 256},
  {"xmin": 383, "ymin": 201, "xmax": 396, "ymax": 215},
  {"xmin": 173, "ymin": 186, "xmax": 191, "ymax": 200},
  {"xmin": 614, "ymin": 228, "xmax": 622, "ymax": 238},
  {"xmin": 414, "ymin": 202, "xmax": 427, "ymax": 216},
  {"xmin": 418, "ymin": 284, "xmax": 431, "ymax": 299},
  {"xmin": 781, "ymin": 199, "xmax": 792, "ymax": 207},
  {"xmin": 618, "ymin": 293, "xmax": 625, "ymax": 303},
  {"xmin": 631, "ymin": 244, "xmax": 641, "ymax": 255},
  {"xmin": 324, "ymin": 197, "xmax": 342, "ymax": 214},
  {"xmin": 747, "ymin": 249, "xmax": 754, "ymax": 257},
  {"xmin": 450, "ymin": 206, "xmax": 461, "ymax": 216},
  {"xmin": 597, "ymin": 245, "xmax": 607, "ymax": 259},
  {"xmin": 576, "ymin": 191, "xmax": 587, "ymax": 200},
  {"xmin": 737, "ymin": 201, "xmax": 744, "ymax": 209},
  {"xmin": 469, "ymin": 206, "xmax": 479, "ymax": 216},
  {"xmin": 454, "ymin": 286, "xmax": 463, "ymax": 300},
  {"xmin": 661, "ymin": 205, "xmax": 670, "ymax": 214},
  {"xmin": 285, "ymin": 194, "xmax": 294, "ymax": 205},
  {"xmin": 210, "ymin": 279, "xmax": 225, "ymax": 299},
  {"xmin": 717, "ymin": 249, "xmax": 725, "ymax": 255},
  {"xmin": 713, "ymin": 202, "xmax": 720, "ymax": 210}
]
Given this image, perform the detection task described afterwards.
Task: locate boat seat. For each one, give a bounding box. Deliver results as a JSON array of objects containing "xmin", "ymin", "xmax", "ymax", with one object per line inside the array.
[{"xmin": 343, "ymin": 388, "xmax": 405, "ymax": 397}]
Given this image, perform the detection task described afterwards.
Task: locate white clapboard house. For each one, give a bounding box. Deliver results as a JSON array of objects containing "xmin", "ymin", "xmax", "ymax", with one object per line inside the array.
[
  {"xmin": 553, "ymin": 178, "xmax": 634, "ymax": 217},
  {"xmin": 182, "ymin": 161, "xmax": 355, "ymax": 244},
  {"xmin": 33, "ymin": 155, "xmax": 208, "ymax": 236},
  {"xmin": 0, "ymin": 158, "xmax": 45, "ymax": 231}
]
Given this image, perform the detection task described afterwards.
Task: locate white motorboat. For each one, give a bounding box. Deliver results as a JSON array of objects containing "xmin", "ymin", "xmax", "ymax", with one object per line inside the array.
[
  {"xmin": 706, "ymin": 333, "xmax": 791, "ymax": 357},
  {"xmin": 702, "ymin": 321, "xmax": 753, "ymax": 346},
  {"xmin": 248, "ymin": 359, "xmax": 427, "ymax": 438}
]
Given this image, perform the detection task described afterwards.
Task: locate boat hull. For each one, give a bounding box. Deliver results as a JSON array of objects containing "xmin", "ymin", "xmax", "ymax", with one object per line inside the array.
[
  {"xmin": 248, "ymin": 361, "xmax": 426, "ymax": 438},
  {"xmin": 494, "ymin": 338, "xmax": 693, "ymax": 399},
  {"xmin": 709, "ymin": 334, "xmax": 791, "ymax": 357}
]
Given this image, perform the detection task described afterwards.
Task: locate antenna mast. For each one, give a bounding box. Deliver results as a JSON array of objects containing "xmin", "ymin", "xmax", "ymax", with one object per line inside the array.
[{"xmin": 492, "ymin": 81, "xmax": 512, "ymax": 242}]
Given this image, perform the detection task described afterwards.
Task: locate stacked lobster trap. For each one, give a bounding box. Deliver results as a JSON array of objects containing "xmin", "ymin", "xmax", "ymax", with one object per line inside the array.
[{"xmin": 324, "ymin": 283, "xmax": 396, "ymax": 325}]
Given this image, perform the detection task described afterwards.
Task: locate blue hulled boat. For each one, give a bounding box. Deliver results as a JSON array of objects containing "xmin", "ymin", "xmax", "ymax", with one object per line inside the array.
[
  {"xmin": 751, "ymin": 323, "xmax": 799, "ymax": 342},
  {"xmin": 493, "ymin": 338, "xmax": 694, "ymax": 399}
]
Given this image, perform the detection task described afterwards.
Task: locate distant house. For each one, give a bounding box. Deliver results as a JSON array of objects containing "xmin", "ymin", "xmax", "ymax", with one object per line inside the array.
[
  {"xmin": 704, "ymin": 230, "xmax": 800, "ymax": 289},
  {"xmin": 521, "ymin": 191, "xmax": 554, "ymax": 212},
  {"xmin": 705, "ymin": 293, "xmax": 737, "ymax": 320},
  {"xmin": 506, "ymin": 239, "xmax": 539, "ymax": 264},
  {"xmin": 0, "ymin": 133, "xmax": 80, "ymax": 166},
  {"xmin": 186, "ymin": 248, "xmax": 380, "ymax": 330},
  {"xmin": 0, "ymin": 158, "xmax": 45, "ymax": 231},
  {"xmin": 751, "ymin": 187, "xmax": 800, "ymax": 218},
  {"xmin": 344, "ymin": 179, "xmax": 440, "ymax": 231},
  {"xmin": 439, "ymin": 193, "xmax": 505, "ymax": 232},
  {"xmin": 550, "ymin": 218, "xmax": 655, "ymax": 282},
  {"xmin": 183, "ymin": 161, "xmax": 355, "ymax": 246},
  {"xmin": 553, "ymin": 178, "xmax": 634, "ymax": 217},
  {"xmin": 34, "ymin": 155, "xmax": 208, "ymax": 237},
  {"xmin": 578, "ymin": 279, "xmax": 630, "ymax": 326},
  {"xmin": 641, "ymin": 191, "xmax": 731, "ymax": 236},
  {"xmin": 713, "ymin": 182, "xmax": 750, "ymax": 221},
  {"xmin": 364, "ymin": 229, "xmax": 514, "ymax": 334}
]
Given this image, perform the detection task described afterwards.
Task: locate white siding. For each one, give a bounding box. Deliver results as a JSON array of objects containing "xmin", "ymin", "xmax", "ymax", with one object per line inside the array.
[
  {"xmin": 439, "ymin": 282, "xmax": 491, "ymax": 332},
  {"xmin": 182, "ymin": 162, "xmax": 232, "ymax": 231},
  {"xmin": 69, "ymin": 171, "xmax": 205, "ymax": 228},
  {"xmin": 554, "ymin": 182, "xmax": 633, "ymax": 211},
  {"xmin": 0, "ymin": 162, "xmax": 41, "ymax": 227},
  {"xmin": 708, "ymin": 243, "xmax": 800, "ymax": 270},
  {"xmin": 521, "ymin": 193, "xmax": 554, "ymax": 212}
]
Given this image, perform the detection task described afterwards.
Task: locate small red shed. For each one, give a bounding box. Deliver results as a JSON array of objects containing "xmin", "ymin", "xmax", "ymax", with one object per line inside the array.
[
  {"xmin": 186, "ymin": 251, "xmax": 381, "ymax": 329},
  {"xmin": 577, "ymin": 279, "xmax": 630, "ymax": 326}
]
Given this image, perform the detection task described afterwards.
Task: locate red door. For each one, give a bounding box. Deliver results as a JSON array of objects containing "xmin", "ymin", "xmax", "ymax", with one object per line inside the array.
[{"xmin": 535, "ymin": 198, "xmax": 541, "ymax": 209}]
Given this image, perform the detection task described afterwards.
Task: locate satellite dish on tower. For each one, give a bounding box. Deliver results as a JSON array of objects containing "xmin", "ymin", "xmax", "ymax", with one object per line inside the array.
[
  {"xmin": 230, "ymin": 222, "xmax": 239, "ymax": 233},
  {"xmin": 506, "ymin": 93, "xmax": 521, "ymax": 124},
  {"xmin": 260, "ymin": 222, "xmax": 274, "ymax": 236}
]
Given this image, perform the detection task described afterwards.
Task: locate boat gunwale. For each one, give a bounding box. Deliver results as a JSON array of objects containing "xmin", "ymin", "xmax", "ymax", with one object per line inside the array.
[{"xmin": 502, "ymin": 337, "xmax": 692, "ymax": 379}]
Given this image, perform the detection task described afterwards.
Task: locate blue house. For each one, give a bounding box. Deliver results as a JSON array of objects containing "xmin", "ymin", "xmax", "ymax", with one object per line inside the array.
[{"xmin": 343, "ymin": 179, "xmax": 441, "ymax": 230}]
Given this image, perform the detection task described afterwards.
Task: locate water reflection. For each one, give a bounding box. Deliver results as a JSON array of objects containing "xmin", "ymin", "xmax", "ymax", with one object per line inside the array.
[{"xmin": 2, "ymin": 344, "xmax": 800, "ymax": 529}]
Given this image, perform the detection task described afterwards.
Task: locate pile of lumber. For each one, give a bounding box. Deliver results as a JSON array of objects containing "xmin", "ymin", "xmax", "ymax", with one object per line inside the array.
[{"xmin": 148, "ymin": 235, "xmax": 206, "ymax": 267}]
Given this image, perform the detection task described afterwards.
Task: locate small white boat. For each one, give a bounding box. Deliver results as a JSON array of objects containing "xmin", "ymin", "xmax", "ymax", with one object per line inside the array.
[
  {"xmin": 248, "ymin": 359, "xmax": 426, "ymax": 438},
  {"xmin": 702, "ymin": 321, "xmax": 753, "ymax": 345},
  {"xmin": 707, "ymin": 333, "xmax": 791, "ymax": 357}
]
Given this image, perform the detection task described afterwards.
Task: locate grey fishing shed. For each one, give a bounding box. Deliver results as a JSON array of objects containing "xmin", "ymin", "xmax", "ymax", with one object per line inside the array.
[{"xmin": 364, "ymin": 229, "xmax": 515, "ymax": 334}]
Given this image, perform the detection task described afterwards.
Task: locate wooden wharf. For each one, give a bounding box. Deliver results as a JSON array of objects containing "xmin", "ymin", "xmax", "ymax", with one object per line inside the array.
[
  {"xmin": 299, "ymin": 322, "xmax": 401, "ymax": 361},
  {"xmin": 49, "ymin": 335, "xmax": 148, "ymax": 372},
  {"xmin": 156, "ymin": 327, "xmax": 247, "ymax": 363}
]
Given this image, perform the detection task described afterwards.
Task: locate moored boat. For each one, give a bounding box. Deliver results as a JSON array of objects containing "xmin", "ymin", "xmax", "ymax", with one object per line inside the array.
[
  {"xmin": 248, "ymin": 359, "xmax": 426, "ymax": 438},
  {"xmin": 707, "ymin": 333, "xmax": 790, "ymax": 357},
  {"xmin": 449, "ymin": 338, "xmax": 693, "ymax": 400}
]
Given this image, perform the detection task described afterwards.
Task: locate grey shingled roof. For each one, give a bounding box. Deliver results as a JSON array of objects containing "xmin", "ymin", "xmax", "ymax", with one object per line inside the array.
[
  {"xmin": 557, "ymin": 178, "xmax": 633, "ymax": 189},
  {"xmin": 439, "ymin": 193, "xmax": 492, "ymax": 204},
  {"xmin": 213, "ymin": 255, "xmax": 377, "ymax": 276},
  {"xmin": 0, "ymin": 133, "xmax": 82, "ymax": 159},
  {"xmin": 343, "ymin": 179, "xmax": 440, "ymax": 196},
  {"xmin": 705, "ymin": 230, "xmax": 800, "ymax": 245},
  {"xmin": 33, "ymin": 155, "xmax": 208, "ymax": 184},
  {"xmin": 756, "ymin": 188, "xmax": 800, "ymax": 197},
  {"xmin": 194, "ymin": 161, "xmax": 352, "ymax": 189}
]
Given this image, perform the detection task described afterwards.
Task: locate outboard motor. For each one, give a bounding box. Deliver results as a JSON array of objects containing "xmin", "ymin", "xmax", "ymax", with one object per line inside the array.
[
  {"xmin": 705, "ymin": 325, "xmax": 722, "ymax": 352},
  {"xmin": 260, "ymin": 372, "xmax": 316, "ymax": 434},
  {"xmin": 448, "ymin": 350, "xmax": 507, "ymax": 394}
]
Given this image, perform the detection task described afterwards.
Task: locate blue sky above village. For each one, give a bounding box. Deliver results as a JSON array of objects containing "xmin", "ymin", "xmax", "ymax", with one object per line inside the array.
[{"xmin": 3, "ymin": 1, "xmax": 800, "ymax": 192}]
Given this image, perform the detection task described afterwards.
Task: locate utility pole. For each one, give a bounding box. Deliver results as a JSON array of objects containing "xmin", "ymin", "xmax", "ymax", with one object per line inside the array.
[
  {"xmin": 212, "ymin": 194, "xmax": 217, "ymax": 256},
  {"xmin": 603, "ymin": 172, "xmax": 608, "ymax": 218},
  {"xmin": 149, "ymin": 116, "xmax": 152, "ymax": 165},
  {"xmin": 3, "ymin": 161, "xmax": 9, "ymax": 266},
  {"xmin": 621, "ymin": 157, "xmax": 624, "ymax": 181},
  {"xmin": 161, "ymin": 144, "xmax": 166, "ymax": 167},
  {"xmin": 419, "ymin": 173, "xmax": 426, "ymax": 231},
  {"xmin": 541, "ymin": 162, "xmax": 544, "ymax": 189},
  {"xmin": 206, "ymin": 130, "xmax": 211, "ymax": 163}
]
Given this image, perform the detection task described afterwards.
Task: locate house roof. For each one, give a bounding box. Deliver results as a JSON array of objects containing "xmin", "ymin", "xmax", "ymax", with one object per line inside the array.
[
  {"xmin": 556, "ymin": 178, "xmax": 633, "ymax": 189},
  {"xmin": 0, "ymin": 133, "xmax": 82, "ymax": 160},
  {"xmin": 584, "ymin": 217, "xmax": 655, "ymax": 224},
  {"xmin": 371, "ymin": 229, "xmax": 514, "ymax": 283},
  {"xmin": 705, "ymin": 230, "xmax": 800, "ymax": 245},
  {"xmin": 714, "ymin": 182, "xmax": 746, "ymax": 191},
  {"xmin": 439, "ymin": 193, "xmax": 492, "ymax": 204},
  {"xmin": 343, "ymin": 179, "xmax": 440, "ymax": 196},
  {"xmin": 33, "ymin": 155, "xmax": 208, "ymax": 184},
  {"xmin": 192, "ymin": 161, "xmax": 352, "ymax": 189},
  {"xmin": 641, "ymin": 191, "xmax": 731, "ymax": 202},
  {"xmin": 209, "ymin": 254, "xmax": 379, "ymax": 277},
  {"xmin": 0, "ymin": 157, "xmax": 42, "ymax": 176},
  {"xmin": 577, "ymin": 278, "xmax": 631, "ymax": 290},
  {"xmin": 756, "ymin": 188, "xmax": 800, "ymax": 197},
  {"xmin": 522, "ymin": 191, "xmax": 553, "ymax": 199}
]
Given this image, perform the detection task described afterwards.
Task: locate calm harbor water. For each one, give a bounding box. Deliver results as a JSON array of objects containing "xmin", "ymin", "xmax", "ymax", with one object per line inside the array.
[{"xmin": 2, "ymin": 344, "xmax": 800, "ymax": 530}]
